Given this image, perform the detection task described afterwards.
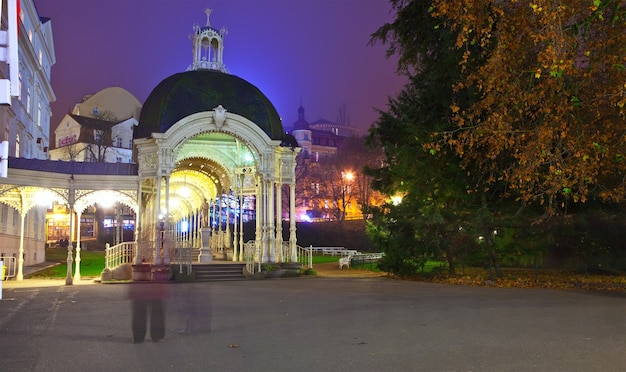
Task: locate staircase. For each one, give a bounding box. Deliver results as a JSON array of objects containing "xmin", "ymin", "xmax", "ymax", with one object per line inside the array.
[{"xmin": 192, "ymin": 263, "xmax": 247, "ymax": 281}]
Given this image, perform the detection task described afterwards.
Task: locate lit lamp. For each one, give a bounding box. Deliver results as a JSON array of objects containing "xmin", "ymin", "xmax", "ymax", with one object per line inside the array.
[{"xmin": 341, "ymin": 171, "xmax": 355, "ymax": 220}]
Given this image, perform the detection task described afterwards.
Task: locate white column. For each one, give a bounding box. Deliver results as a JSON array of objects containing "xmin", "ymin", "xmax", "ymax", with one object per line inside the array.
[
  {"xmin": 225, "ymin": 191, "xmax": 232, "ymax": 250},
  {"xmin": 16, "ymin": 212, "xmax": 25, "ymax": 281},
  {"xmin": 134, "ymin": 179, "xmax": 142, "ymax": 264},
  {"xmin": 65, "ymin": 207, "xmax": 74, "ymax": 285},
  {"xmin": 290, "ymin": 183, "xmax": 298, "ymax": 262},
  {"xmin": 218, "ymin": 193, "xmax": 223, "ymax": 250},
  {"xmin": 155, "ymin": 176, "xmax": 163, "ymax": 265},
  {"xmin": 239, "ymin": 174, "xmax": 245, "ymax": 261},
  {"xmin": 275, "ymin": 181, "xmax": 283, "ymax": 262},
  {"xmin": 66, "ymin": 183, "xmax": 76, "ymax": 285},
  {"xmin": 233, "ymin": 186, "xmax": 239, "ymax": 261},
  {"xmin": 255, "ymin": 174, "xmax": 263, "ymax": 263},
  {"xmin": 267, "ymin": 179, "xmax": 275, "ymax": 263},
  {"xmin": 74, "ymin": 210, "xmax": 82, "ymax": 281},
  {"xmin": 163, "ymin": 175, "xmax": 171, "ymax": 265}
]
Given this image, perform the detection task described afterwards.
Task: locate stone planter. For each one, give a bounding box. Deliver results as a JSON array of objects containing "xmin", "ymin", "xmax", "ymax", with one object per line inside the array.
[
  {"xmin": 151, "ymin": 265, "xmax": 171, "ymax": 281},
  {"xmin": 132, "ymin": 264, "xmax": 151, "ymax": 281}
]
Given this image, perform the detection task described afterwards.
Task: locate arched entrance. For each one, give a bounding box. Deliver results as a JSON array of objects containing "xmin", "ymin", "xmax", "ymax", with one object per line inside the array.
[{"xmin": 134, "ymin": 110, "xmax": 299, "ymax": 269}]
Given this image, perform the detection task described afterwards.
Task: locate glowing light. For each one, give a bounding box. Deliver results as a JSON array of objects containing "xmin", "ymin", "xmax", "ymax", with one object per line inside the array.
[
  {"xmin": 180, "ymin": 220, "xmax": 189, "ymax": 233},
  {"xmin": 178, "ymin": 186, "xmax": 190, "ymax": 197},
  {"xmin": 391, "ymin": 195, "xmax": 403, "ymax": 206},
  {"xmin": 97, "ymin": 194, "xmax": 115, "ymax": 208},
  {"xmin": 343, "ymin": 171, "xmax": 354, "ymax": 182},
  {"xmin": 34, "ymin": 191, "xmax": 53, "ymax": 207}
]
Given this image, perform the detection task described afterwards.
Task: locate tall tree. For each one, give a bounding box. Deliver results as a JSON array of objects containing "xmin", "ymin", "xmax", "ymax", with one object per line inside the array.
[
  {"xmin": 368, "ymin": 0, "xmax": 625, "ymax": 275},
  {"xmin": 430, "ymin": 0, "xmax": 626, "ymax": 215},
  {"xmin": 367, "ymin": 0, "xmax": 484, "ymax": 274}
]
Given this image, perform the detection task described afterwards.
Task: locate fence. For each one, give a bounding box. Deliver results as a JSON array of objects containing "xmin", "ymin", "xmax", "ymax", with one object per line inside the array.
[
  {"xmin": 350, "ymin": 252, "xmax": 385, "ymax": 268},
  {"xmin": 244, "ymin": 241, "xmax": 312, "ymax": 274},
  {"xmin": 1, "ymin": 256, "xmax": 17, "ymax": 279},
  {"xmin": 104, "ymin": 242, "xmax": 136, "ymax": 270}
]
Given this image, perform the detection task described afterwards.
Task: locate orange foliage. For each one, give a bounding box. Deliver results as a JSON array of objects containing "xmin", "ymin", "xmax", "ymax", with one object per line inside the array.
[{"xmin": 430, "ymin": 0, "xmax": 626, "ymax": 210}]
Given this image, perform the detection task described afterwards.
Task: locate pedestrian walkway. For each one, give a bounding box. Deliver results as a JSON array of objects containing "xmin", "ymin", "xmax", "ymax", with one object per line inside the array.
[{"xmin": 2, "ymin": 262, "xmax": 96, "ymax": 289}]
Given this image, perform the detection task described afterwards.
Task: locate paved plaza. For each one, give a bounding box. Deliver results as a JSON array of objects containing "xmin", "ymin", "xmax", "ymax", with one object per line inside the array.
[{"xmin": 1, "ymin": 276, "xmax": 625, "ymax": 371}]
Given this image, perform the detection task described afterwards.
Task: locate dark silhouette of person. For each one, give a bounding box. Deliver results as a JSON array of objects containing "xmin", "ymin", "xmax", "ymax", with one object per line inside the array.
[
  {"xmin": 173, "ymin": 283, "xmax": 212, "ymax": 334},
  {"xmin": 127, "ymin": 282, "xmax": 169, "ymax": 343}
]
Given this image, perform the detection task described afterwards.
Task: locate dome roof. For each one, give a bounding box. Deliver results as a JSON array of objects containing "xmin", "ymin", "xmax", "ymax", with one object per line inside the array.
[{"xmin": 137, "ymin": 70, "xmax": 284, "ymax": 139}]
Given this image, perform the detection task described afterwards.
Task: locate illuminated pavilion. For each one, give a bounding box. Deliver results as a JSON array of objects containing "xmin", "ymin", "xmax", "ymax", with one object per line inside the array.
[{"xmin": 0, "ymin": 9, "xmax": 300, "ymax": 281}]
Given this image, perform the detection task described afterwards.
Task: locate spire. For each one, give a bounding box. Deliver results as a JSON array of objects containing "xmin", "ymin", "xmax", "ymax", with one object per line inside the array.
[
  {"xmin": 205, "ymin": 8, "xmax": 212, "ymax": 27},
  {"xmin": 188, "ymin": 9, "xmax": 229, "ymax": 73},
  {"xmin": 298, "ymin": 105, "xmax": 305, "ymax": 121}
]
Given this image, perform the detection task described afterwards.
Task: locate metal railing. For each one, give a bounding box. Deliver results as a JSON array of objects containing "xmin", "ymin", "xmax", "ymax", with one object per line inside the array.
[
  {"xmin": 1, "ymin": 256, "xmax": 17, "ymax": 279},
  {"xmin": 105, "ymin": 242, "xmax": 136, "ymax": 270},
  {"xmin": 171, "ymin": 240, "xmax": 194, "ymax": 274},
  {"xmin": 244, "ymin": 240, "xmax": 259, "ymax": 274},
  {"xmin": 244, "ymin": 241, "xmax": 312, "ymax": 274}
]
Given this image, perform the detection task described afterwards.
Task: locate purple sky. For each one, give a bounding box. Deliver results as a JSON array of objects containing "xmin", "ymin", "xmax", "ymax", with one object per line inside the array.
[{"xmin": 35, "ymin": 0, "xmax": 406, "ymax": 134}]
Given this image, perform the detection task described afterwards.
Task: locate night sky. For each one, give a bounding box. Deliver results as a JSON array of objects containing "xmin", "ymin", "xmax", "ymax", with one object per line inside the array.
[{"xmin": 35, "ymin": 0, "xmax": 406, "ymax": 134}]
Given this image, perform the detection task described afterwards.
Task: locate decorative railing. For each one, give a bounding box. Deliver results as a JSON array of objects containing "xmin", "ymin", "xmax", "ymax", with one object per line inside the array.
[
  {"xmin": 171, "ymin": 240, "xmax": 194, "ymax": 274},
  {"xmin": 299, "ymin": 245, "xmax": 313, "ymax": 269},
  {"xmin": 244, "ymin": 241, "xmax": 311, "ymax": 274},
  {"xmin": 104, "ymin": 242, "xmax": 136, "ymax": 270},
  {"xmin": 244, "ymin": 240, "xmax": 259, "ymax": 274}
]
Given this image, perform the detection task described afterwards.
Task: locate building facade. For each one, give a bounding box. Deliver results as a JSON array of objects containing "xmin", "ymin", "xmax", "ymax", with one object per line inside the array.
[
  {"xmin": 1, "ymin": 8, "xmax": 301, "ymax": 281},
  {"xmin": 49, "ymin": 86, "xmax": 141, "ymax": 164},
  {"xmin": 0, "ymin": 0, "xmax": 55, "ymax": 267}
]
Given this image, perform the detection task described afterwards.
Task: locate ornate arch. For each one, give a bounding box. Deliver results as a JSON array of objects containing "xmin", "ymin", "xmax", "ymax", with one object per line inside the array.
[{"xmin": 74, "ymin": 189, "xmax": 138, "ymax": 214}]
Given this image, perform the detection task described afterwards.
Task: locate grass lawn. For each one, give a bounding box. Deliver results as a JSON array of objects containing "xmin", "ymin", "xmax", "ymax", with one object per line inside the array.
[
  {"xmin": 29, "ymin": 252, "xmax": 377, "ymax": 278},
  {"xmin": 30, "ymin": 248, "xmax": 106, "ymax": 278}
]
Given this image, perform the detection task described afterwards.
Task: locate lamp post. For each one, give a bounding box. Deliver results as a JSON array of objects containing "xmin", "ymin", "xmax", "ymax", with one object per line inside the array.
[{"xmin": 341, "ymin": 171, "xmax": 354, "ymax": 220}]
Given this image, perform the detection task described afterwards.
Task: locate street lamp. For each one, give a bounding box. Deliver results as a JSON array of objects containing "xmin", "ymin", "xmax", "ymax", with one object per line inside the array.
[{"xmin": 341, "ymin": 171, "xmax": 354, "ymax": 220}]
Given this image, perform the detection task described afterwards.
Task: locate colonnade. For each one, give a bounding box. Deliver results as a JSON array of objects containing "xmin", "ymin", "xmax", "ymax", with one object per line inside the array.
[{"xmin": 143, "ymin": 170, "xmax": 298, "ymax": 266}]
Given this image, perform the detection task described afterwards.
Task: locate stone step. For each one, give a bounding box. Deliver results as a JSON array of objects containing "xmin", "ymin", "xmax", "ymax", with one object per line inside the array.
[{"xmin": 192, "ymin": 263, "xmax": 246, "ymax": 281}]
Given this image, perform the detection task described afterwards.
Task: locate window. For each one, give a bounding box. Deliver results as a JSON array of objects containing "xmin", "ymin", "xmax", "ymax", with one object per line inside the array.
[
  {"xmin": 128, "ymin": 139, "xmax": 133, "ymax": 149},
  {"xmin": 26, "ymin": 89, "xmax": 31, "ymax": 114},
  {"xmin": 116, "ymin": 138, "xmax": 122, "ymax": 147},
  {"xmin": 38, "ymin": 50, "xmax": 43, "ymax": 65},
  {"xmin": 17, "ymin": 72, "xmax": 21, "ymax": 101},
  {"xmin": 94, "ymin": 132, "xmax": 101, "ymax": 142},
  {"xmin": 37, "ymin": 103, "xmax": 41, "ymax": 127},
  {"xmin": 1, "ymin": 204, "xmax": 6, "ymax": 223},
  {"xmin": 15, "ymin": 134, "xmax": 19, "ymax": 157},
  {"xmin": 117, "ymin": 157, "xmax": 122, "ymax": 163}
]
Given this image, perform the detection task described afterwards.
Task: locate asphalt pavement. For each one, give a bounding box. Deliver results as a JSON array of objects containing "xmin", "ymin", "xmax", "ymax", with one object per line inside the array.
[{"xmin": 1, "ymin": 276, "xmax": 625, "ymax": 371}]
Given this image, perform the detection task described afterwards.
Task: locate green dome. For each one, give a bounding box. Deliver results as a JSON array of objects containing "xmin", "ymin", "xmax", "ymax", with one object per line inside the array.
[{"xmin": 137, "ymin": 70, "xmax": 284, "ymax": 139}]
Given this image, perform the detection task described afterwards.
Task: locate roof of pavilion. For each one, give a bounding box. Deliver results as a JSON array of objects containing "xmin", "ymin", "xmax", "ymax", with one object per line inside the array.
[{"xmin": 7, "ymin": 157, "xmax": 138, "ymax": 176}]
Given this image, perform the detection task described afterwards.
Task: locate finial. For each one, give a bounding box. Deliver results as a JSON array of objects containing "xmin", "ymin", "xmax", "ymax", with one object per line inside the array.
[{"xmin": 205, "ymin": 8, "xmax": 212, "ymax": 27}]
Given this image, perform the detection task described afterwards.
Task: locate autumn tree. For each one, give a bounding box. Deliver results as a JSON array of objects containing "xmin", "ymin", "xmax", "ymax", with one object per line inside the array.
[
  {"xmin": 87, "ymin": 110, "xmax": 119, "ymax": 163},
  {"xmin": 336, "ymin": 136, "xmax": 386, "ymax": 218},
  {"xmin": 367, "ymin": 0, "xmax": 625, "ymax": 276},
  {"xmin": 430, "ymin": 0, "xmax": 626, "ymax": 215}
]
